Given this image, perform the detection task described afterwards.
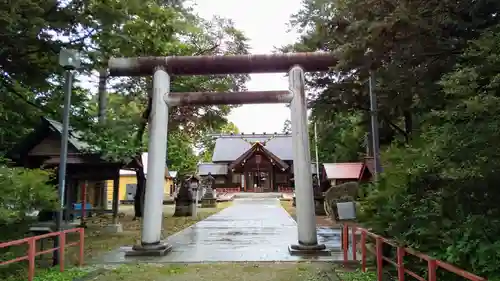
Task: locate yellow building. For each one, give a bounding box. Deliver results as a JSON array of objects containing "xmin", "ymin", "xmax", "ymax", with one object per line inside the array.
[{"xmin": 105, "ymin": 153, "xmax": 177, "ymax": 204}]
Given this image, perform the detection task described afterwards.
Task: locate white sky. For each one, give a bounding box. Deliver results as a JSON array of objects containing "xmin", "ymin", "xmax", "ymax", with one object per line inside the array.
[{"xmin": 192, "ymin": 0, "xmax": 302, "ymax": 134}]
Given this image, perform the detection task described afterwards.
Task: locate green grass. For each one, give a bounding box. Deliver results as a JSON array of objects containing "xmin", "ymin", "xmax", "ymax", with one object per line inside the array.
[
  {"xmin": 4, "ymin": 267, "xmax": 88, "ymax": 281},
  {"xmin": 336, "ymin": 269, "xmax": 377, "ymax": 281},
  {"xmin": 91, "ymin": 262, "xmax": 340, "ymax": 281}
]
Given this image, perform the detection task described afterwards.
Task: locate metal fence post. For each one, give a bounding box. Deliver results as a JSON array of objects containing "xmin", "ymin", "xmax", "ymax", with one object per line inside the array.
[
  {"xmin": 59, "ymin": 232, "xmax": 66, "ymax": 272},
  {"xmin": 376, "ymin": 237, "xmax": 384, "ymax": 281},
  {"xmin": 79, "ymin": 228, "xmax": 85, "ymax": 266},
  {"xmin": 27, "ymin": 238, "xmax": 36, "ymax": 281}
]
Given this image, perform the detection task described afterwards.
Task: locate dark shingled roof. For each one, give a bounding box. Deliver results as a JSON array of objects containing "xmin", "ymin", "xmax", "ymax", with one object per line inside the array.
[
  {"xmin": 212, "ymin": 134, "xmax": 293, "ymax": 162},
  {"xmin": 7, "ymin": 117, "xmax": 91, "ymax": 161}
]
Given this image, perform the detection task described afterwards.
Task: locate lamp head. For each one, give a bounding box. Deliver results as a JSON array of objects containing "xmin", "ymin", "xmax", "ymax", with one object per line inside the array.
[{"xmin": 59, "ymin": 48, "xmax": 81, "ymax": 69}]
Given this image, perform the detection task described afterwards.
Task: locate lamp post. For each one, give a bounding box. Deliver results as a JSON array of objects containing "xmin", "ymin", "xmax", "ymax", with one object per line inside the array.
[{"xmin": 53, "ymin": 48, "xmax": 80, "ymax": 266}]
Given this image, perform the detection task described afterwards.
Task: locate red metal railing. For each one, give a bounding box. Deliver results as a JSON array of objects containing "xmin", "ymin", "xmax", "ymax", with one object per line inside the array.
[
  {"xmin": 0, "ymin": 228, "xmax": 85, "ymax": 281},
  {"xmin": 342, "ymin": 224, "xmax": 486, "ymax": 281}
]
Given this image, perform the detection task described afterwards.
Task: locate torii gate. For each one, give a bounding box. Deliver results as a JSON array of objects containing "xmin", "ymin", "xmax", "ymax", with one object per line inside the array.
[{"xmin": 107, "ymin": 52, "xmax": 337, "ymax": 256}]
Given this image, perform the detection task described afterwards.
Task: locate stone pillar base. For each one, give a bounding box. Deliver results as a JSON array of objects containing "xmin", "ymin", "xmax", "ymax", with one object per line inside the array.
[
  {"xmin": 103, "ymin": 223, "xmax": 123, "ymax": 233},
  {"xmin": 125, "ymin": 242, "xmax": 172, "ymax": 257},
  {"xmin": 288, "ymin": 243, "xmax": 330, "ymax": 256},
  {"xmin": 201, "ymin": 198, "xmax": 217, "ymax": 208}
]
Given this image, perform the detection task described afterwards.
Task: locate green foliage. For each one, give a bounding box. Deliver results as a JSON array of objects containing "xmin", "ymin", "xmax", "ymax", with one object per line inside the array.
[
  {"xmin": 290, "ymin": 0, "xmax": 500, "ymax": 279},
  {"xmin": 79, "ymin": 122, "xmax": 143, "ymax": 164},
  {"xmin": 81, "ymin": 1, "xmax": 248, "ymax": 173},
  {"xmin": 198, "ymin": 122, "xmax": 240, "ymax": 163},
  {"xmin": 0, "ymin": 0, "xmax": 250, "ymax": 276},
  {"xmin": 0, "ymin": 163, "xmax": 57, "ymax": 228},
  {"xmin": 168, "ymin": 130, "xmax": 199, "ymax": 175},
  {"xmin": 311, "ymin": 111, "xmax": 366, "ymax": 163},
  {"xmin": 0, "ymin": 161, "xmax": 58, "ymax": 278},
  {"xmin": 359, "ymin": 25, "xmax": 500, "ymax": 278},
  {"xmin": 1, "ymin": 0, "xmax": 249, "ymax": 166}
]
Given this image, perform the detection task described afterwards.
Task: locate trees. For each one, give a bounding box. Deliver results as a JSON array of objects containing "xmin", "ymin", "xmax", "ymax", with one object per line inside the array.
[
  {"xmin": 0, "ymin": 162, "xmax": 57, "ymax": 241},
  {"xmin": 288, "ymin": 0, "xmax": 500, "ymax": 277},
  {"xmin": 310, "ymin": 111, "xmax": 366, "ymax": 163},
  {"xmin": 1, "ymin": 2, "xmax": 248, "ymax": 218},
  {"xmin": 0, "ymin": 159, "xmax": 58, "ymax": 278},
  {"xmin": 0, "ymin": 0, "xmax": 96, "ymax": 153},
  {"xmin": 80, "ymin": 2, "xmax": 248, "ymax": 217},
  {"xmin": 289, "ymin": 0, "xmax": 500, "ymax": 139},
  {"xmin": 198, "ymin": 122, "xmax": 240, "ymax": 163}
]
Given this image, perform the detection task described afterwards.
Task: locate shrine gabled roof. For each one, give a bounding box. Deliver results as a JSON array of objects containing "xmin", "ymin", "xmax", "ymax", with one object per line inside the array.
[
  {"xmin": 44, "ymin": 118, "xmax": 91, "ymax": 151},
  {"xmin": 7, "ymin": 117, "xmax": 163, "ymax": 169},
  {"xmin": 7, "ymin": 117, "xmax": 92, "ymax": 161},
  {"xmin": 211, "ymin": 133, "xmax": 292, "ymax": 162},
  {"xmin": 229, "ymin": 142, "xmax": 289, "ymax": 171}
]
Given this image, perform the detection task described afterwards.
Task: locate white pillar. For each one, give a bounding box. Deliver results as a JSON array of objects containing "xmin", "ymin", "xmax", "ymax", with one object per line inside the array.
[
  {"xmin": 289, "ymin": 65, "xmax": 321, "ymax": 247},
  {"xmin": 141, "ymin": 67, "xmax": 169, "ymax": 246}
]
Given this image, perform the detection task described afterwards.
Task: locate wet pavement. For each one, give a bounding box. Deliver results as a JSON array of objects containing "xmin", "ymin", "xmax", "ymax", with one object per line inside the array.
[{"xmin": 98, "ymin": 198, "xmax": 354, "ymax": 264}]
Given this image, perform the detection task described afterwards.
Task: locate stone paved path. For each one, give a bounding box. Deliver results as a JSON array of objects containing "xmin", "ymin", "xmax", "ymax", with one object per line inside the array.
[{"xmin": 98, "ymin": 198, "xmax": 346, "ymax": 263}]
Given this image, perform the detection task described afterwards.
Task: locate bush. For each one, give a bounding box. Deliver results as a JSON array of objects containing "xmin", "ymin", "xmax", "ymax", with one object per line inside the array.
[
  {"xmin": 0, "ymin": 163, "xmax": 58, "ymax": 238},
  {"xmin": 0, "ymin": 162, "xmax": 58, "ymax": 278},
  {"xmin": 359, "ymin": 27, "xmax": 500, "ymax": 279},
  {"xmin": 359, "ymin": 97, "xmax": 500, "ymax": 279}
]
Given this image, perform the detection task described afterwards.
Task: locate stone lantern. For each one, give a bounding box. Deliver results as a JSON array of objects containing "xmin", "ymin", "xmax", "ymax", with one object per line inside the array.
[{"xmin": 201, "ymin": 172, "xmax": 217, "ymax": 208}]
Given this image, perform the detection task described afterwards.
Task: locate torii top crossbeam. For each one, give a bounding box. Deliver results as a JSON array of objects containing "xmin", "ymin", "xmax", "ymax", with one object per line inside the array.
[{"xmin": 108, "ymin": 52, "xmax": 337, "ymax": 76}]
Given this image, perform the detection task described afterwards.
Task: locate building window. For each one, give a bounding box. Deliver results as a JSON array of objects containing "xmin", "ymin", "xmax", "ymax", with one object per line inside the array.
[
  {"xmin": 232, "ymin": 173, "xmax": 241, "ymax": 184},
  {"xmin": 215, "ymin": 177, "xmax": 225, "ymax": 184}
]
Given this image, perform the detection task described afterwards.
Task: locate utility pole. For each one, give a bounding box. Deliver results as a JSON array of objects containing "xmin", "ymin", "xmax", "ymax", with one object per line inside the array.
[
  {"xmin": 365, "ymin": 48, "xmax": 382, "ymax": 180},
  {"xmin": 369, "ymin": 71, "xmax": 382, "ymax": 180}
]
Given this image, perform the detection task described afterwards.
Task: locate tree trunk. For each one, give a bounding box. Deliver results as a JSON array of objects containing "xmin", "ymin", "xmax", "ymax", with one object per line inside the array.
[
  {"xmin": 134, "ymin": 163, "xmax": 146, "ymax": 218},
  {"xmin": 403, "ymin": 110, "xmax": 413, "ymax": 137},
  {"xmin": 132, "ymin": 93, "xmax": 153, "ymax": 219}
]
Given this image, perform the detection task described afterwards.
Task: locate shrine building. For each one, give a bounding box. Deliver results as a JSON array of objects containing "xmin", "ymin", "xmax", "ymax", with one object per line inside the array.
[{"xmin": 197, "ymin": 133, "xmax": 318, "ymax": 193}]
